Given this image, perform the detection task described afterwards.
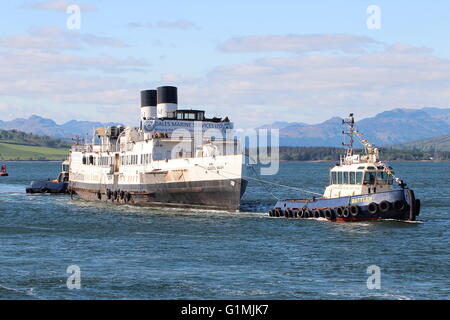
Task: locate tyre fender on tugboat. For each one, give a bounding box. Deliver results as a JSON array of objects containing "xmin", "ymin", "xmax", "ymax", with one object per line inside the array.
[
  {"xmin": 408, "ymin": 189, "xmax": 417, "ymax": 221},
  {"xmin": 40, "ymin": 187, "xmax": 50, "ymax": 193},
  {"xmin": 394, "ymin": 200, "xmax": 406, "ymax": 212},
  {"xmin": 275, "ymin": 208, "xmax": 282, "ymax": 217},
  {"xmin": 342, "ymin": 207, "xmax": 350, "ymax": 218},
  {"xmin": 335, "ymin": 207, "xmax": 343, "ymax": 218},
  {"xmin": 350, "ymin": 205, "xmax": 359, "ymax": 217},
  {"xmin": 300, "ymin": 208, "xmax": 307, "ymax": 218},
  {"xmin": 368, "ymin": 202, "xmax": 378, "ymax": 215},
  {"xmin": 379, "ymin": 200, "xmax": 391, "ymax": 213},
  {"xmin": 285, "ymin": 208, "xmax": 292, "ymax": 218}
]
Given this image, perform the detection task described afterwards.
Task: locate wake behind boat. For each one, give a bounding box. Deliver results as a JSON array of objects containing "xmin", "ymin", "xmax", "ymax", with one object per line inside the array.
[{"xmin": 269, "ymin": 114, "xmax": 421, "ymax": 222}]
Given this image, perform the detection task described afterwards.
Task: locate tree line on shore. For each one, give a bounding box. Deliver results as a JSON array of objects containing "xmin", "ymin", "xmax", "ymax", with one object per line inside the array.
[
  {"xmin": 0, "ymin": 129, "xmax": 71, "ymax": 148},
  {"xmin": 247, "ymin": 146, "xmax": 450, "ymax": 161}
]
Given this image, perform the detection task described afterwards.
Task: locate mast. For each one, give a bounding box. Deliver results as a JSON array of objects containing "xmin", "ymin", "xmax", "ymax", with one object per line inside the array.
[{"xmin": 342, "ymin": 113, "xmax": 355, "ymax": 162}]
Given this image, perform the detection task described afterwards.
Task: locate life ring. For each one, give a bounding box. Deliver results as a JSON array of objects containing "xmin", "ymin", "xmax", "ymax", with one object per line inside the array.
[
  {"xmin": 368, "ymin": 202, "xmax": 378, "ymax": 214},
  {"xmin": 350, "ymin": 205, "xmax": 359, "ymax": 217},
  {"xmin": 379, "ymin": 200, "xmax": 391, "ymax": 213},
  {"xmin": 394, "ymin": 200, "xmax": 406, "ymax": 212},
  {"xmin": 342, "ymin": 207, "xmax": 350, "ymax": 218}
]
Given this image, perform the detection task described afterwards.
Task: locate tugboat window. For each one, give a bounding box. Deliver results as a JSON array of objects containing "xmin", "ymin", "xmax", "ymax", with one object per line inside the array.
[
  {"xmin": 363, "ymin": 171, "xmax": 376, "ymax": 185},
  {"xmin": 356, "ymin": 172, "xmax": 363, "ymax": 184},
  {"xmin": 343, "ymin": 172, "xmax": 349, "ymax": 184},
  {"xmin": 350, "ymin": 172, "xmax": 356, "ymax": 184}
]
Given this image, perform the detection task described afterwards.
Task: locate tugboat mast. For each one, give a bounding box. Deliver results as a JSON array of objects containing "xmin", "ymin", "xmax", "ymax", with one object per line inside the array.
[{"xmin": 342, "ymin": 113, "xmax": 355, "ymax": 163}]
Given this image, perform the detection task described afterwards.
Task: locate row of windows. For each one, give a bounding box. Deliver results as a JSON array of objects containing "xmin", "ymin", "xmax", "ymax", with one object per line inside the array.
[
  {"xmin": 331, "ymin": 171, "xmax": 393, "ymax": 185},
  {"xmin": 82, "ymin": 154, "xmax": 152, "ymax": 166},
  {"xmin": 121, "ymin": 154, "xmax": 152, "ymax": 166},
  {"xmin": 82, "ymin": 155, "xmax": 112, "ymax": 166}
]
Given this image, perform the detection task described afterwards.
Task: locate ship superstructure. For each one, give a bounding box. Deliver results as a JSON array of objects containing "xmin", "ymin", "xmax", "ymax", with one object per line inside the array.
[{"xmin": 68, "ymin": 86, "xmax": 246, "ymax": 211}]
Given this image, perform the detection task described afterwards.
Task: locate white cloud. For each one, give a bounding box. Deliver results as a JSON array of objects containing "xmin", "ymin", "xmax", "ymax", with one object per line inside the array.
[
  {"xmin": 23, "ymin": 0, "xmax": 97, "ymax": 12},
  {"xmin": 0, "ymin": 26, "xmax": 128, "ymax": 50},
  {"xmin": 218, "ymin": 34, "xmax": 380, "ymax": 54},
  {"xmin": 127, "ymin": 19, "xmax": 198, "ymax": 30},
  {"xmin": 165, "ymin": 37, "xmax": 450, "ymax": 127},
  {"xmin": 0, "ymin": 27, "xmax": 149, "ymax": 124}
]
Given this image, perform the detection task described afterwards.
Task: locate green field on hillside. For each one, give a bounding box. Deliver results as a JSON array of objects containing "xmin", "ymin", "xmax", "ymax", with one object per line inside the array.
[{"xmin": 0, "ymin": 142, "xmax": 69, "ymax": 160}]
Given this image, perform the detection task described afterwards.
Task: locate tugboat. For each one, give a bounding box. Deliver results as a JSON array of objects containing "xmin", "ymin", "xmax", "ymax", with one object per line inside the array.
[
  {"xmin": 26, "ymin": 160, "xmax": 69, "ymax": 194},
  {"xmin": 0, "ymin": 164, "xmax": 8, "ymax": 176},
  {"xmin": 269, "ymin": 114, "xmax": 420, "ymax": 222}
]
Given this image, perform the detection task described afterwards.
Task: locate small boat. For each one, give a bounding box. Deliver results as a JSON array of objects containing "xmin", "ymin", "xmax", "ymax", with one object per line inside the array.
[
  {"xmin": 268, "ymin": 114, "xmax": 420, "ymax": 222},
  {"xmin": 0, "ymin": 164, "xmax": 8, "ymax": 176},
  {"xmin": 26, "ymin": 160, "xmax": 69, "ymax": 194}
]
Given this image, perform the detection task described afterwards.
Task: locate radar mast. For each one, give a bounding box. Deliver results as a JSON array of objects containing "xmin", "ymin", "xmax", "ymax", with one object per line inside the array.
[{"xmin": 342, "ymin": 113, "xmax": 355, "ymax": 164}]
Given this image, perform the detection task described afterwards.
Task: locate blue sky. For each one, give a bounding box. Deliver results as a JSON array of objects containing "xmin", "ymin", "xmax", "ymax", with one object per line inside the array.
[{"xmin": 1, "ymin": 0, "xmax": 450, "ymax": 128}]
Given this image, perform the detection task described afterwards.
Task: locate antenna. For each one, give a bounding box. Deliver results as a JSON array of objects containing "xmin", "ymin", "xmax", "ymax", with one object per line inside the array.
[{"xmin": 342, "ymin": 113, "xmax": 354, "ymax": 161}]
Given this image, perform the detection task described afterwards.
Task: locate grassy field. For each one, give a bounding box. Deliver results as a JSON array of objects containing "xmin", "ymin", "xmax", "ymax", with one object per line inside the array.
[{"xmin": 0, "ymin": 142, "xmax": 69, "ymax": 160}]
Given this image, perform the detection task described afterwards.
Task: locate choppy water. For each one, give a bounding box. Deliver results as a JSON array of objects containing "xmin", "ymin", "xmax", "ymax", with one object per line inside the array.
[{"xmin": 0, "ymin": 161, "xmax": 449, "ymax": 299}]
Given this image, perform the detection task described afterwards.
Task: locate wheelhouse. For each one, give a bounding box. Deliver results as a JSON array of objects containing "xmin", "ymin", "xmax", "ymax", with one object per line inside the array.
[
  {"xmin": 175, "ymin": 110, "xmax": 205, "ymax": 121},
  {"xmin": 330, "ymin": 165, "xmax": 394, "ymax": 186}
]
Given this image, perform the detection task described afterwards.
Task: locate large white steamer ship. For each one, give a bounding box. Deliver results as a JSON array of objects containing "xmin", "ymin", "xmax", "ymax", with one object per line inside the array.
[{"xmin": 68, "ymin": 86, "xmax": 247, "ymax": 211}]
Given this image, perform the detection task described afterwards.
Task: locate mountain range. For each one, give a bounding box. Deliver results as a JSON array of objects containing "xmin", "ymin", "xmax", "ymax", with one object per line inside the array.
[
  {"xmin": 1, "ymin": 107, "xmax": 450, "ymax": 147},
  {"xmin": 0, "ymin": 115, "xmax": 121, "ymax": 139},
  {"xmin": 258, "ymin": 107, "xmax": 450, "ymax": 148}
]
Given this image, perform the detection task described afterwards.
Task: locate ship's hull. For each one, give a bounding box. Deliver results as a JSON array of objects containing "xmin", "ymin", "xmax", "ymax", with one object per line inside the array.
[
  {"xmin": 26, "ymin": 181, "xmax": 68, "ymax": 194},
  {"xmin": 69, "ymin": 178, "xmax": 247, "ymax": 211},
  {"xmin": 269, "ymin": 189, "xmax": 420, "ymax": 222}
]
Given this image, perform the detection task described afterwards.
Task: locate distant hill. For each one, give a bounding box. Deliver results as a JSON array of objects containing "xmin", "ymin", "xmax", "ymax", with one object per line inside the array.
[
  {"xmin": 0, "ymin": 142, "xmax": 68, "ymax": 161},
  {"xmin": 259, "ymin": 107, "xmax": 450, "ymax": 147},
  {"xmin": 0, "ymin": 115, "xmax": 122, "ymax": 139},
  {"xmin": 0, "ymin": 129, "xmax": 71, "ymax": 148},
  {"xmin": 393, "ymin": 134, "xmax": 450, "ymax": 152},
  {"xmin": 0, "ymin": 129, "xmax": 70, "ymax": 160}
]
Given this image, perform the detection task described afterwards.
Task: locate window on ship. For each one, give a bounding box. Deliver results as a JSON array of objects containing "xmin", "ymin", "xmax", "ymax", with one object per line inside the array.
[{"xmin": 363, "ymin": 171, "xmax": 376, "ymax": 185}]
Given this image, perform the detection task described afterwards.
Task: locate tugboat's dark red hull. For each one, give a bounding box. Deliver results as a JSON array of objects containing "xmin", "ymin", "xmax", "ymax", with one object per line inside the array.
[{"xmin": 269, "ymin": 189, "xmax": 420, "ymax": 222}]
